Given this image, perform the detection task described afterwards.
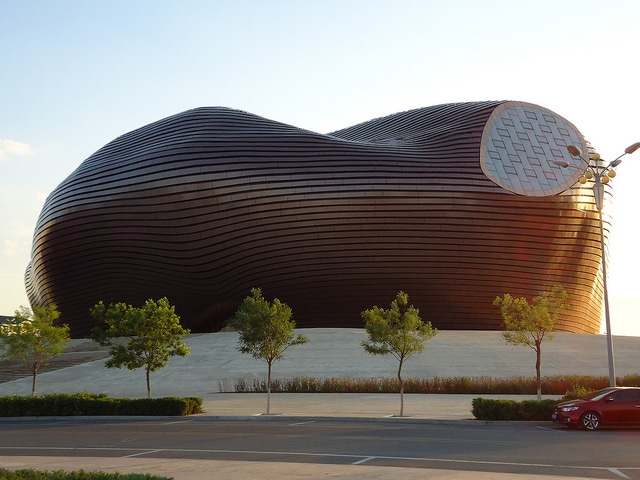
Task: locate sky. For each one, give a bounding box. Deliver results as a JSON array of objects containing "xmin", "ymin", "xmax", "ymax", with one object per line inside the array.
[{"xmin": 1, "ymin": 0, "xmax": 640, "ymax": 335}]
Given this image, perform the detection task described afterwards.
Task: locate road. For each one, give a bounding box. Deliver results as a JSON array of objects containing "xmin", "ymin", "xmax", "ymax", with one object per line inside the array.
[{"xmin": 1, "ymin": 417, "xmax": 640, "ymax": 479}]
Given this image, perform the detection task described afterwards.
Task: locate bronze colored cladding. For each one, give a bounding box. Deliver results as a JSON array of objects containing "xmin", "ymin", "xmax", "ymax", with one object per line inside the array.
[{"xmin": 26, "ymin": 101, "xmax": 605, "ymax": 337}]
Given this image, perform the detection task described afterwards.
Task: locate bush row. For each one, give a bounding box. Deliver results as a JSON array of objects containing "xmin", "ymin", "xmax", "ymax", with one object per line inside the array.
[
  {"xmin": 0, "ymin": 392, "xmax": 203, "ymax": 417},
  {"xmin": 0, "ymin": 469, "xmax": 170, "ymax": 479},
  {"xmin": 228, "ymin": 374, "xmax": 640, "ymax": 395},
  {"xmin": 471, "ymin": 397, "xmax": 558, "ymax": 421}
]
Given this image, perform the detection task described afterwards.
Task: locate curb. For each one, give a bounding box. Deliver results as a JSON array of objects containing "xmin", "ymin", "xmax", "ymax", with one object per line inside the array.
[{"xmin": 0, "ymin": 414, "xmax": 554, "ymax": 428}]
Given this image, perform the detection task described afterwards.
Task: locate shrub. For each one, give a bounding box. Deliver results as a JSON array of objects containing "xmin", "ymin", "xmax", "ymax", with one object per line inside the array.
[
  {"xmin": 562, "ymin": 384, "xmax": 593, "ymax": 401},
  {"xmin": 471, "ymin": 397, "xmax": 558, "ymax": 421},
  {"xmin": 112, "ymin": 397, "xmax": 202, "ymax": 416},
  {"xmin": 623, "ymin": 374, "xmax": 640, "ymax": 387},
  {"xmin": 516, "ymin": 399, "xmax": 559, "ymax": 421},
  {"xmin": 0, "ymin": 393, "xmax": 203, "ymax": 417},
  {"xmin": 472, "ymin": 398, "xmax": 519, "ymax": 420}
]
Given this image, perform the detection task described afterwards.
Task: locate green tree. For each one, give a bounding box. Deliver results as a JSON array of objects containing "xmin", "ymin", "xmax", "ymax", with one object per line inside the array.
[
  {"xmin": 361, "ymin": 291, "xmax": 437, "ymax": 417},
  {"xmin": 0, "ymin": 304, "xmax": 70, "ymax": 396},
  {"xmin": 494, "ymin": 285, "xmax": 568, "ymax": 400},
  {"xmin": 90, "ymin": 297, "xmax": 190, "ymax": 398},
  {"xmin": 229, "ymin": 288, "xmax": 309, "ymax": 415}
]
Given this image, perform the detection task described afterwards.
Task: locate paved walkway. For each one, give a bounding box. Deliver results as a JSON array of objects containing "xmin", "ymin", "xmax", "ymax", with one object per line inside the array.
[
  {"xmin": 199, "ymin": 392, "xmax": 552, "ymax": 420},
  {"xmin": 0, "ymin": 455, "xmax": 593, "ymax": 480}
]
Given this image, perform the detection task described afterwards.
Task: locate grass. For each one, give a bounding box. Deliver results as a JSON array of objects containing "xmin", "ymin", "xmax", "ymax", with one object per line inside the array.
[
  {"xmin": 221, "ymin": 374, "xmax": 640, "ymax": 395},
  {"xmin": 0, "ymin": 470, "xmax": 170, "ymax": 479}
]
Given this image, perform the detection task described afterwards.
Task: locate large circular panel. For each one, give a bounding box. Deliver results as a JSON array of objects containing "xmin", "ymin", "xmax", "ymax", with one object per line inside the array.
[{"xmin": 480, "ymin": 102, "xmax": 588, "ymax": 196}]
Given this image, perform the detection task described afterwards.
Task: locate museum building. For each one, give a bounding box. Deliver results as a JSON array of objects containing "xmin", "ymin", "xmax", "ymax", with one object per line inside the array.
[{"xmin": 26, "ymin": 101, "xmax": 606, "ymax": 337}]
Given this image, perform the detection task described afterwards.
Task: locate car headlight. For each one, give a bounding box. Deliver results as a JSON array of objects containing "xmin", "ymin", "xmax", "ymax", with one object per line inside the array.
[{"xmin": 560, "ymin": 406, "xmax": 580, "ymax": 412}]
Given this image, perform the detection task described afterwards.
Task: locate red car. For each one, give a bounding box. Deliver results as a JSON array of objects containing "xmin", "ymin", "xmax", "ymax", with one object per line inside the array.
[{"xmin": 552, "ymin": 387, "xmax": 640, "ymax": 430}]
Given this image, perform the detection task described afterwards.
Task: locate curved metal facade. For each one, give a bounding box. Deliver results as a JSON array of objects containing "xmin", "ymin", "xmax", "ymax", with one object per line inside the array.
[{"xmin": 26, "ymin": 101, "xmax": 607, "ymax": 337}]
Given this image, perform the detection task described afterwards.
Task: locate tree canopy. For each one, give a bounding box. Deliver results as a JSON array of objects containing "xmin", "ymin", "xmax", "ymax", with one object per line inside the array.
[
  {"xmin": 0, "ymin": 304, "xmax": 70, "ymax": 396},
  {"xmin": 494, "ymin": 285, "xmax": 568, "ymax": 400},
  {"xmin": 361, "ymin": 291, "xmax": 437, "ymax": 416},
  {"xmin": 90, "ymin": 297, "xmax": 190, "ymax": 398},
  {"xmin": 229, "ymin": 288, "xmax": 308, "ymax": 414}
]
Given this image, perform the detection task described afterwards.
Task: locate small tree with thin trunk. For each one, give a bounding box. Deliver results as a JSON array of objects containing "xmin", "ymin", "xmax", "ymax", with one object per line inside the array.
[
  {"xmin": 494, "ymin": 285, "xmax": 568, "ymax": 401},
  {"xmin": 229, "ymin": 288, "xmax": 309, "ymax": 415},
  {"xmin": 361, "ymin": 291, "xmax": 437, "ymax": 417},
  {"xmin": 90, "ymin": 297, "xmax": 190, "ymax": 398},
  {"xmin": 0, "ymin": 304, "xmax": 70, "ymax": 397}
]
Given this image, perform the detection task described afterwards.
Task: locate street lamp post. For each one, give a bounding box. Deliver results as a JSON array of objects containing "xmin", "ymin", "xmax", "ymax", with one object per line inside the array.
[{"xmin": 562, "ymin": 142, "xmax": 640, "ymax": 387}]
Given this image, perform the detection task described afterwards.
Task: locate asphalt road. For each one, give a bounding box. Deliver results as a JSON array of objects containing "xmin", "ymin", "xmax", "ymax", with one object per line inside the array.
[{"xmin": 1, "ymin": 417, "xmax": 640, "ymax": 479}]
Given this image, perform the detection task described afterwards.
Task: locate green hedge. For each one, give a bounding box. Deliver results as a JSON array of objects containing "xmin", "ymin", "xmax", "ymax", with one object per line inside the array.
[
  {"xmin": 0, "ymin": 393, "xmax": 203, "ymax": 417},
  {"xmin": 471, "ymin": 397, "xmax": 558, "ymax": 421},
  {"xmin": 0, "ymin": 469, "xmax": 169, "ymax": 479}
]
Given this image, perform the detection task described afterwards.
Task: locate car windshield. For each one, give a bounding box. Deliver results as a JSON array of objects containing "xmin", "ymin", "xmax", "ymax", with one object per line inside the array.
[{"xmin": 582, "ymin": 388, "xmax": 617, "ymax": 401}]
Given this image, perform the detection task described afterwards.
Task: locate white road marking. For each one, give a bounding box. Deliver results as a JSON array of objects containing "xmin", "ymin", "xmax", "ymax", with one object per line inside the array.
[
  {"xmin": 609, "ymin": 468, "xmax": 632, "ymax": 479},
  {"xmin": 352, "ymin": 456, "xmax": 375, "ymax": 465},
  {"xmin": 122, "ymin": 449, "xmax": 162, "ymax": 458},
  {"xmin": 3, "ymin": 445, "xmax": 639, "ymax": 476}
]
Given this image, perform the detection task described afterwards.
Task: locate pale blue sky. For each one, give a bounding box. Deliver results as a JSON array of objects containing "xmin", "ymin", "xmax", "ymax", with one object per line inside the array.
[{"xmin": 2, "ymin": 0, "xmax": 639, "ymax": 335}]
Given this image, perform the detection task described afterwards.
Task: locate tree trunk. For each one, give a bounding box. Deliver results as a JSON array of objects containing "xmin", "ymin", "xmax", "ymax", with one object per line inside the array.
[
  {"xmin": 31, "ymin": 371, "xmax": 37, "ymax": 397},
  {"xmin": 535, "ymin": 345, "xmax": 542, "ymax": 401},
  {"xmin": 266, "ymin": 361, "xmax": 272, "ymax": 415},
  {"xmin": 31, "ymin": 356, "xmax": 40, "ymax": 397},
  {"xmin": 398, "ymin": 359, "xmax": 404, "ymax": 417},
  {"xmin": 146, "ymin": 368, "xmax": 152, "ymax": 398}
]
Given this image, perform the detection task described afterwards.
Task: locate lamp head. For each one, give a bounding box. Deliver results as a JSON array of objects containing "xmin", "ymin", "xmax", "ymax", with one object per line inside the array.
[
  {"xmin": 567, "ymin": 145, "xmax": 582, "ymax": 157},
  {"xmin": 625, "ymin": 142, "xmax": 640, "ymax": 155},
  {"xmin": 610, "ymin": 159, "xmax": 623, "ymax": 168}
]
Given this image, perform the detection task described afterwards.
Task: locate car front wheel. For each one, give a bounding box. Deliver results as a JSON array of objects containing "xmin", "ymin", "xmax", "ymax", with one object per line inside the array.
[{"xmin": 581, "ymin": 412, "xmax": 601, "ymax": 430}]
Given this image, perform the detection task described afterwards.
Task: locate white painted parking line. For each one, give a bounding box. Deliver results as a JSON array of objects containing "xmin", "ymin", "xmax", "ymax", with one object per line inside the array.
[
  {"xmin": 608, "ymin": 468, "xmax": 632, "ymax": 479},
  {"xmin": 122, "ymin": 449, "xmax": 162, "ymax": 459},
  {"xmin": 352, "ymin": 456, "xmax": 375, "ymax": 465}
]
